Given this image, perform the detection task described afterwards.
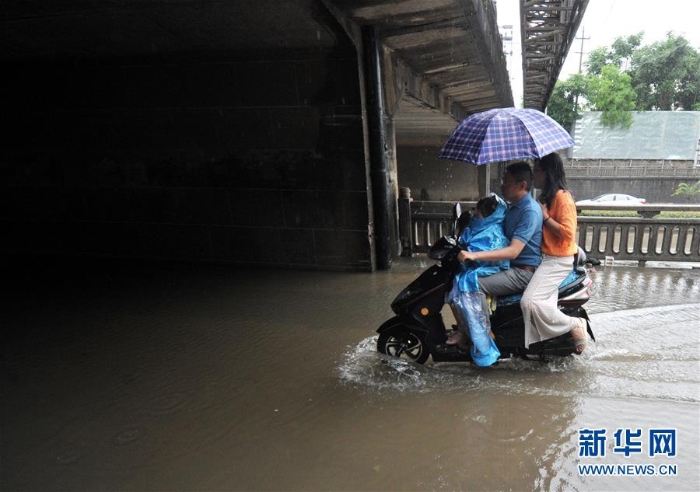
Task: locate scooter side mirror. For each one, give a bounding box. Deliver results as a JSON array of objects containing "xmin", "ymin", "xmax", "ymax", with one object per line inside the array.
[
  {"xmin": 455, "ymin": 211, "xmax": 471, "ymax": 238},
  {"xmin": 452, "ymin": 203, "xmax": 469, "ymax": 237}
]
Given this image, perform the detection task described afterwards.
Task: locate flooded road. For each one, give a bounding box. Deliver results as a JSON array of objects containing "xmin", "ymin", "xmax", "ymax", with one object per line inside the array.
[{"xmin": 2, "ymin": 257, "xmax": 699, "ymax": 491}]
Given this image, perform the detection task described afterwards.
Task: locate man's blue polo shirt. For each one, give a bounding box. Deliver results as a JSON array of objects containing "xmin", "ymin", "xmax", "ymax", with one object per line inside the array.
[{"xmin": 503, "ymin": 192, "xmax": 542, "ymax": 267}]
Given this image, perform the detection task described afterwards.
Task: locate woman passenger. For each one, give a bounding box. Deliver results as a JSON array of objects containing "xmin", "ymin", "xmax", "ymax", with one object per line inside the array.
[{"xmin": 520, "ymin": 152, "xmax": 587, "ymax": 353}]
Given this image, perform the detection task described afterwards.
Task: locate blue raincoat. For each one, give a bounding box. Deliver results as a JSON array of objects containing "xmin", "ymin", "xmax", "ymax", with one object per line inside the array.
[{"xmin": 448, "ymin": 194, "xmax": 509, "ymax": 366}]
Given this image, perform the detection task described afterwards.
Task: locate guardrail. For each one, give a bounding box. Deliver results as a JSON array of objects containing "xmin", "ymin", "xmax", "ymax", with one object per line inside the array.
[
  {"xmin": 566, "ymin": 162, "xmax": 700, "ymax": 179},
  {"xmin": 399, "ymin": 189, "xmax": 700, "ymax": 266},
  {"xmin": 576, "ymin": 204, "xmax": 700, "ymax": 218}
]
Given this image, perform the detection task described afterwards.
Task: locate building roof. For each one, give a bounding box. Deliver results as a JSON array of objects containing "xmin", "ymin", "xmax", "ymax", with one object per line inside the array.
[{"xmin": 572, "ymin": 111, "xmax": 700, "ymax": 160}]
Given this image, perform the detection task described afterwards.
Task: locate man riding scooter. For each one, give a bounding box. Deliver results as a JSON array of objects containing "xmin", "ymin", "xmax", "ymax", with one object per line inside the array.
[{"xmin": 446, "ymin": 162, "xmax": 543, "ymax": 347}]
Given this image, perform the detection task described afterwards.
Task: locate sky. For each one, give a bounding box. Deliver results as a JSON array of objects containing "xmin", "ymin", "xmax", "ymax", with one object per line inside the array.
[{"xmin": 496, "ymin": 0, "xmax": 700, "ymax": 106}]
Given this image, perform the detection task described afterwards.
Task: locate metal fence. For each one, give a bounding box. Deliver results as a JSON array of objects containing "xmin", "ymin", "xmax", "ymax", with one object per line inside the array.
[
  {"xmin": 399, "ymin": 195, "xmax": 700, "ymax": 266},
  {"xmin": 566, "ymin": 161, "xmax": 700, "ymax": 178}
]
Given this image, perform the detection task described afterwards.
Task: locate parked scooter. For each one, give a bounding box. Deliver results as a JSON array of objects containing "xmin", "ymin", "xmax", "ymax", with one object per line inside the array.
[{"xmin": 376, "ymin": 205, "xmax": 595, "ymax": 364}]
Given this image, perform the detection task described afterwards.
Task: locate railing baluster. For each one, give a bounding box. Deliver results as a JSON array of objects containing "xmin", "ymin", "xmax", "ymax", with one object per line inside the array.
[
  {"xmin": 624, "ymin": 225, "xmax": 635, "ymax": 254},
  {"xmin": 669, "ymin": 226, "xmax": 680, "ymax": 255}
]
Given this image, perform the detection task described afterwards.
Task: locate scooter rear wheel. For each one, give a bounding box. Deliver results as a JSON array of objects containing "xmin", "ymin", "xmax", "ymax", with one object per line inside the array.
[{"xmin": 377, "ymin": 325, "xmax": 429, "ymax": 364}]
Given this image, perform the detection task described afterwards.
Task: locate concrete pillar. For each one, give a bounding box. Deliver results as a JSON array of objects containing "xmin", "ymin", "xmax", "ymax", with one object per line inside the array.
[{"xmin": 362, "ymin": 26, "xmax": 399, "ymax": 270}]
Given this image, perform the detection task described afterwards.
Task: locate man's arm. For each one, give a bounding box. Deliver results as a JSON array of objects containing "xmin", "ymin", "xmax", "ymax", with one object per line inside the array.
[{"xmin": 458, "ymin": 238, "xmax": 526, "ymax": 263}]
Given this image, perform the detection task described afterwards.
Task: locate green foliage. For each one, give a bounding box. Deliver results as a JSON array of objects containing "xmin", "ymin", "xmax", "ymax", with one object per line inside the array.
[
  {"xmin": 547, "ymin": 73, "xmax": 589, "ymax": 131},
  {"xmin": 578, "ymin": 210, "xmax": 638, "ymax": 217},
  {"xmin": 661, "ymin": 211, "xmax": 700, "ymax": 218},
  {"xmin": 586, "ymin": 33, "xmax": 644, "ymax": 74},
  {"xmin": 547, "ymin": 32, "xmax": 700, "ymax": 125},
  {"xmin": 672, "ymin": 180, "xmax": 700, "ymax": 197},
  {"xmin": 630, "ymin": 33, "xmax": 700, "ymax": 110},
  {"xmin": 586, "ymin": 66, "xmax": 637, "ymax": 128}
]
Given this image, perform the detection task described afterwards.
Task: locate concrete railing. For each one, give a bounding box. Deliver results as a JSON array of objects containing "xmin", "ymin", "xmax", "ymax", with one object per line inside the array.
[
  {"xmin": 398, "ymin": 190, "xmax": 475, "ymax": 257},
  {"xmin": 399, "ymin": 189, "xmax": 700, "ymax": 265},
  {"xmin": 577, "ymin": 216, "xmax": 700, "ymax": 266}
]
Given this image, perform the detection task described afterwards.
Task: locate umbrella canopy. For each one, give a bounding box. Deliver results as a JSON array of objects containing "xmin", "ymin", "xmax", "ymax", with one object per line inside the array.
[{"xmin": 439, "ymin": 107, "xmax": 575, "ymax": 165}]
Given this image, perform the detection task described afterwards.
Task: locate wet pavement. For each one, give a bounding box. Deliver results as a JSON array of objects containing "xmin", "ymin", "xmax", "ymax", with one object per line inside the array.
[{"xmin": 2, "ymin": 256, "xmax": 699, "ymax": 491}]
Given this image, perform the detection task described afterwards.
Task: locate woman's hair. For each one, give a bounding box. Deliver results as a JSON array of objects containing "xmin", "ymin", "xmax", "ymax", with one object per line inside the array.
[
  {"xmin": 536, "ymin": 152, "xmax": 569, "ymax": 207},
  {"xmin": 476, "ymin": 195, "xmax": 498, "ymax": 218}
]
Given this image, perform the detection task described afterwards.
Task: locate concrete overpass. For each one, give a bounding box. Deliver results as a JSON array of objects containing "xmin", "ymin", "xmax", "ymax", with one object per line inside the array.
[{"xmin": 1, "ymin": 0, "xmax": 586, "ymax": 271}]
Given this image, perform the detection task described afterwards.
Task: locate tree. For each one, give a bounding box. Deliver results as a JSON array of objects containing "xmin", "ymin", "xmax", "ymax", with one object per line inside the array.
[
  {"xmin": 586, "ymin": 65, "xmax": 637, "ymax": 128},
  {"xmin": 630, "ymin": 33, "xmax": 700, "ymax": 110},
  {"xmin": 547, "ymin": 32, "xmax": 700, "ymax": 125},
  {"xmin": 547, "ymin": 73, "xmax": 589, "ymax": 132},
  {"xmin": 586, "ymin": 33, "xmax": 644, "ymax": 75}
]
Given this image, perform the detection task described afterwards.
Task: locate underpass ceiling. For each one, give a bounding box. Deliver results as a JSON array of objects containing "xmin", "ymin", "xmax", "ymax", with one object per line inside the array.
[
  {"xmin": 0, "ymin": 1, "xmax": 344, "ymax": 57},
  {"xmin": 394, "ymin": 96, "xmax": 462, "ymax": 147},
  {"xmin": 329, "ymin": 0, "xmax": 513, "ymax": 145},
  {"xmin": 5, "ymin": 0, "xmax": 505, "ymax": 144}
]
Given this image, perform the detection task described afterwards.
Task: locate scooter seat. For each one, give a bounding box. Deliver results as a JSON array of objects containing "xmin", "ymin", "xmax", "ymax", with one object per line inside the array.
[{"xmin": 496, "ymin": 268, "xmax": 583, "ymax": 307}]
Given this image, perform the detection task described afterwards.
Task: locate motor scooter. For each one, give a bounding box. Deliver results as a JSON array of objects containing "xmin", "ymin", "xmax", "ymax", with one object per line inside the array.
[{"xmin": 376, "ymin": 206, "xmax": 595, "ymax": 364}]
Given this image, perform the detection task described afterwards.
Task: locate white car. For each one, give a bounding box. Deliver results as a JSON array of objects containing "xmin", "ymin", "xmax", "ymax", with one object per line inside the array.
[{"xmin": 575, "ymin": 193, "xmax": 647, "ymax": 206}]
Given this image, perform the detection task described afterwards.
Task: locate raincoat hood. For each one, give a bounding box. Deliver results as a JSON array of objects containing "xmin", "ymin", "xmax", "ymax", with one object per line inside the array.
[
  {"xmin": 459, "ymin": 194, "xmax": 507, "ymax": 249},
  {"xmin": 455, "ymin": 193, "xmax": 509, "ymax": 293}
]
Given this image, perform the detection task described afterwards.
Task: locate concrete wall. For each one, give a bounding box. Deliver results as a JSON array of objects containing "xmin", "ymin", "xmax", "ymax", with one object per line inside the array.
[
  {"xmin": 566, "ymin": 159, "xmax": 700, "ymax": 204},
  {"xmin": 396, "ymin": 153, "xmax": 700, "ymax": 205},
  {"xmin": 2, "ymin": 47, "xmax": 373, "ymax": 270},
  {"xmin": 396, "ymin": 146, "xmax": 482, "ymax": 201}
]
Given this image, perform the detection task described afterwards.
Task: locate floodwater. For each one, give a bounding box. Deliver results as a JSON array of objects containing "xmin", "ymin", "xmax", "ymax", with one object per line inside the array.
[{"xmin": 2, "ymin": 256, "xmax": 699, "ymax": 492}]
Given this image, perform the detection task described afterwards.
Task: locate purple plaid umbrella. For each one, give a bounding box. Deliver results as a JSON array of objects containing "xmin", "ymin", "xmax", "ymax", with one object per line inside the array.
[{"xmin": 439, "ymin": 107, "xmax": 575, "ymax": 165}]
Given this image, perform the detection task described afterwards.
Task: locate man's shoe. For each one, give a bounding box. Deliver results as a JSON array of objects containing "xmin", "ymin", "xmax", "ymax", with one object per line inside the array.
[{"xmin": 445, "ymin": 330, "xmax": 464, "ymax": 346}]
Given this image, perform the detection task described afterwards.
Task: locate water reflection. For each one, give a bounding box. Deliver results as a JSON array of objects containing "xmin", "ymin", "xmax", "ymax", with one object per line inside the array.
[{"xmin": 587, "ymin": 265, "xmax": 700, "ymax": 312}]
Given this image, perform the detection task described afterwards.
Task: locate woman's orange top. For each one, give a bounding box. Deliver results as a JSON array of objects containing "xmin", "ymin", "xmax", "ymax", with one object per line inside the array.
[{"xmin": 543, "ymin": 189, "xmax": 578, "ymax": 257}]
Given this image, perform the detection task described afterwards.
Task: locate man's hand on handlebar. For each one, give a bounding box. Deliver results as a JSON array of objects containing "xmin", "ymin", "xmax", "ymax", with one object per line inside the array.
[{"xmin": 457, "ymin": 250, "xmax": 477, "ymax": 263}]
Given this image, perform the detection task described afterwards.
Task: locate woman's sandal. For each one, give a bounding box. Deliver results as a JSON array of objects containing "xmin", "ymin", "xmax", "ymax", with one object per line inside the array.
[{"xmin": 572, "ymin": 318, "xmax": 587, "ymax": 354}]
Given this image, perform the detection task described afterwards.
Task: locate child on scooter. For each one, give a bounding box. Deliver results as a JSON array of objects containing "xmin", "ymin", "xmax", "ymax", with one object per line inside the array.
[{"xmin": 445, "ymin": 194, "xmax": 509, "ymax": 366}]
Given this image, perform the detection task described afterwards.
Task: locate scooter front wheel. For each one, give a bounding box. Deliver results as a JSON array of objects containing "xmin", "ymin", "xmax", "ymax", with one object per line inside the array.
[{"xmin": 377, "ymin": 324, "xmax": 429, "ymax": 364}]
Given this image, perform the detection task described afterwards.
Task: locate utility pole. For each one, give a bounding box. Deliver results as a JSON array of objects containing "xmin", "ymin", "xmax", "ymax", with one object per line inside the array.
[
  {"xmin": 570, "ymin": 27, "xmax": 591, "ymax": 154},
  {"xmin": 575, "ymin": 26, "xmax": 590, "ymax": 74}
]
